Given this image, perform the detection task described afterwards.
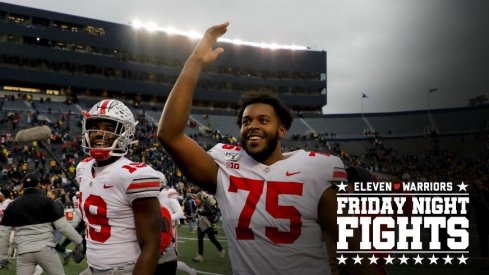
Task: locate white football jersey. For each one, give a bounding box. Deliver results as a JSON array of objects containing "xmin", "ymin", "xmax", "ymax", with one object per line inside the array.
[
  {"xmin": 158, "ymin": 187, "xmax": 183, "ymax": 252},
  {"xmin": 77, "ymin": 157, "xmax": 161, "ymax": 269},
  {"xmin": 209, "ymin": 143, "xmax": 347, "ymax": 275},
  {"xmin": 158, "ymin": 188, "xmax": 184, "ymax": 222},
  {"xmin": 72, "ymin": 195, "xmax": 82, "ymax": 223}
]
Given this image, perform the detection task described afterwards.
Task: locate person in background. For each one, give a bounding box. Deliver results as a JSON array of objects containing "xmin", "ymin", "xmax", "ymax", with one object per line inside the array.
[
  {"xmin": 154, "ymin": 202, "xmax": 174, "ymax": 274},
  {"xmin": 56, "ymin": 191, "xmax": 86, "ymax": 265},
  {"xmin": 192, "ymin": 191, "xmax": 225, "ymax": 263},
  {"xmin": 0, "ymin": 172, "xmax": 83, "ymax": 274},
  {"xmin": 47, "ymin": 190, "xmax": 65, "ymax": 246},
  {"xmin": 0, "ymin": 189, "xmax": 14, "ymax": 261},
  {"xmin": 156, "ymin": 174, "xmax": 196, "ymax": 275},
  {"xmin": 0, "ymin": 189, "xmax": 12, "ymax": 221},
  {"xmin": 184, "ymin": 193, "xmax": 197, "ymax": 233}
]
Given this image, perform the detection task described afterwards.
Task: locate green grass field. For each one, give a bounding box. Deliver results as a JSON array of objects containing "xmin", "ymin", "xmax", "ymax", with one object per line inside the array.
[
  {"xmin": 2, "ymin": 222, "xmax": 489, "ymax": 274},
  {"xmin": 1, "ymin": 224, "xmax": 232, "ymax": 275}
]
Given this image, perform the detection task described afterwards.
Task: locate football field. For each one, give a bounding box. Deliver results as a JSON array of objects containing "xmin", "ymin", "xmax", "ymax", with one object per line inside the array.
[
  {"xmin": 2, "ymin": 222, "xmax": 489, "ymax": 274},
  {"xmin": 1, "ymin": 224, "xmax": 233, "ymax": 275}
]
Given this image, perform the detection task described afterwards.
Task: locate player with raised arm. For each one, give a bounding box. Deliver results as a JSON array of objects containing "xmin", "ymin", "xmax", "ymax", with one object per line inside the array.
[
  {"xmin": 157, "ymin": 23, "xmax": 376, "ymax": 275},
  {"xmin": 78, "ymin": 99, "xmax": 162, "ymax": 274}
]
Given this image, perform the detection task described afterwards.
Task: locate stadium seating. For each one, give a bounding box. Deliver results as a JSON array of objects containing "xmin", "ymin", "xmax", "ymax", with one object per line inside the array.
[{"xmin": 366, "ymin": 112, "xmax": 431, "ymax": 137}]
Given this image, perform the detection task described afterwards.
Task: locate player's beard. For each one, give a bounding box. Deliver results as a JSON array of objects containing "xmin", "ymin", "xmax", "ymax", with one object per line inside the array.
[{"xmin": 242, "ymin": 131, "xmax": 279, "ymax": 163}]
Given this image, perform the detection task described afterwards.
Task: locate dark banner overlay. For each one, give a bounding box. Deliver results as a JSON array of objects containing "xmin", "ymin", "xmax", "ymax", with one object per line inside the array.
[{"xmin": 336, "ymin": 181, "xmax": 469, "ymax": 265}]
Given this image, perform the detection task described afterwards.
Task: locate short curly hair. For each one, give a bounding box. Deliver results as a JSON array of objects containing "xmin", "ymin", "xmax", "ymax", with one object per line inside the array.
[{"xmin": 236, "ymin": 90, "xmax": 293, "ymax": 130}]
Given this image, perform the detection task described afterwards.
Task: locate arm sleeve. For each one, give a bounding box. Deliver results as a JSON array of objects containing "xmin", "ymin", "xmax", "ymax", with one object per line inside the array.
[
  {"xmin": 126, "ymin": 168, "xmax": 161, "ymax": 204},
  {"xmin": 330, "ymin": 156, "xmax": 347, "ymax": 183},
  {"xmin": 53, "ymin": 217, "xmax": 83, "ymax": 245},
  {"xmin": 0, "ymin": 225, "xmax": 12, "ymax": 262},
  {"xmin": 168, "ymin": 198, "xmax": 184, "ymax": 221}
]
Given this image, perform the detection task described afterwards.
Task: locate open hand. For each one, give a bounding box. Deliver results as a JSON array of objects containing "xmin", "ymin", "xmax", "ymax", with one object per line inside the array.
[{"xmin": 190, "ymin": 22, "xmax": 229, "ymax": 65}]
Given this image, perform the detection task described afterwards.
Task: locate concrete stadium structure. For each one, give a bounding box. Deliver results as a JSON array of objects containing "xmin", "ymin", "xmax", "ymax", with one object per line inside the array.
[{"xmin": 0, "ymin": 2, "xmax": 326, "ymax": 112}]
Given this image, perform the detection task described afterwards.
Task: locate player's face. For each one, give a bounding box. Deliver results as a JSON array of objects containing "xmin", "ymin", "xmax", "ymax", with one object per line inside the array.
[
  {"xmin": 240, "ymin": 103, "xmax": 285, "ymax": 162},
  {"xmin": 88, "ymin": 120, "xmax": 118, "ymax": 149}
]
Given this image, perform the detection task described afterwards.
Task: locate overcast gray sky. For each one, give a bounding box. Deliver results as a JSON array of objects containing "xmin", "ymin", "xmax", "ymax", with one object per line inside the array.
[{"xmin": 4, "ymin": 0, "xmax": 489, "ymax": 114}]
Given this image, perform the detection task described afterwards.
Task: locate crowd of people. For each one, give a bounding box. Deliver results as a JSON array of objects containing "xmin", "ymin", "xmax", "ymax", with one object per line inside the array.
[
  {"xmin": 0, "ymin": 95, "xmax": 488, "ymax": 275},
  {"xmin": 0, "ymin": 22, "xmax": 487, "ymax": 275}
]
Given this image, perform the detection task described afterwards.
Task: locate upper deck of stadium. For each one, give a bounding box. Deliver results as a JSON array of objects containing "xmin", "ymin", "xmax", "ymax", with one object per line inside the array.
[
  {"xmin": 0, "ymin": 2, "xmax": 326, "ymax": 112},
  {"xmin": 0, "ymin": 2, "xmax": 487, "ymax": 158}
]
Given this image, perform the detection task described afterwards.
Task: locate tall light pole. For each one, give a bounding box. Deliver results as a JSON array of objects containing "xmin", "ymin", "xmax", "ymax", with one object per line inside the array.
[
  {"xmin": 361, "ymin": 93, "xmax": 368, "ymax": 117},
  {"xmin": 427, "ymin": 88, "xmax": 438, "ymax": 112}
]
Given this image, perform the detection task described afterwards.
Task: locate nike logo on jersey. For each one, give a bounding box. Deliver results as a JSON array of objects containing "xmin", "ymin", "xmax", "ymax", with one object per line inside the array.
[
  {"xmin": 286, "ymin": 171, "xmax": 301, "ymax": 176},
  {"xmin": 103, "ymin": 184, "xmax": 114, "ymax": 189}
]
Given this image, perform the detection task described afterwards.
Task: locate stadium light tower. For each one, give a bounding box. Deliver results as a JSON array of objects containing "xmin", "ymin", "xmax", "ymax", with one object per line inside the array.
[
  {"xmin": 427, "ymin": 88, "xmax": 438, "ymax": 112},
  {"xmin": 361, "ymin": 92, "xmax": 368, "ymax": 117}
]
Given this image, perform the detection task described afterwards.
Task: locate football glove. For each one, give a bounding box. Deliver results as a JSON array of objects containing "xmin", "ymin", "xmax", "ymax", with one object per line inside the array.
[{"xmin": 72, "ymin": 242, "xmax": 85, "ymax": 264}]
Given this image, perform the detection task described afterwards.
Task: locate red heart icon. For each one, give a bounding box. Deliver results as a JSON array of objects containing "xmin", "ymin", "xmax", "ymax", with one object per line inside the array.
[{"xmin": 393, "ymin": 181, "xmax": 401, "ymax": 191}]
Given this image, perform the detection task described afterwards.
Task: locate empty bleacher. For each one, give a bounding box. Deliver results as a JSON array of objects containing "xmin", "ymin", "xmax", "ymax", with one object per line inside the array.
[
  {"xmin": 305, "ymin": 116, "xmax": 368, "ymax": 139},
  {"xmin": 286, "ymin": 118, "xmax": 312, "ymax": 138},
  {"xmin": 366, "ymin": 112, "xmax": 431, "ymax": 137},
  {"xmin": 206, "ymin": 115, "xmax": 240, "ymax": 138}
]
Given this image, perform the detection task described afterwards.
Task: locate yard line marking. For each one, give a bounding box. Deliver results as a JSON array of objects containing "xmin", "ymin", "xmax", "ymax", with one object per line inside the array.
[
  {"xmin": 179, "ymin": 236, "xmax": 228, "ymax": 242},
  {"xmin": 195, "ymin": 270, "xmax": 225, "ymax": 275}
]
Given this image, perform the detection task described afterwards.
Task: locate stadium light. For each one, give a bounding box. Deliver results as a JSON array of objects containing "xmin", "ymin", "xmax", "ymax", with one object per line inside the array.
[
  {"xmin": 187, "ymin": 29, "xmax": 203, "ymax": 40},
  {"xmin": 131, "ymin": 19, "xmax": 143, "ymax": 30},
  {"xmin": 145, "ymin": 22, "xmax": 158, "ymax": 32},
  {"xmin": 164, "ymin": 26, "xmax": 179, "ymax": 35},
  {"xmin": 129, "ymin": 20, "xmax": 309, "ymax": 51},
  {"xmin": 230, "ymin": 38, "xmax": 245, "ymax": 46}
]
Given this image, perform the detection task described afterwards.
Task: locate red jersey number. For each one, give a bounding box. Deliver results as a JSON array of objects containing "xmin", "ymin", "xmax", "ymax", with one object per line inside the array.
[
  {"xmin": 83, "ymin": 194, "xmax": 111, "ymax": 243},
  {"xmin": 122, "ymin": 162, "xmax": 147, "ymax": 173},
  {"xmin": 222, "ymin": 144, "xmax": 241, "ymax": 151},
  {"xmin": 228, "ymin": 176, "xmax": 303, "ymax": 244},
  {"xmin": 228, "ymin": 176, "xmax": 264, "ymax": 240}
]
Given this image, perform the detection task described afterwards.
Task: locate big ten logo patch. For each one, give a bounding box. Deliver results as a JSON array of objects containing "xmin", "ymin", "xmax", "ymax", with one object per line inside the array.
[{"xmin": 227, "ymin": 162, "xmax": 240, "ymax": 170}]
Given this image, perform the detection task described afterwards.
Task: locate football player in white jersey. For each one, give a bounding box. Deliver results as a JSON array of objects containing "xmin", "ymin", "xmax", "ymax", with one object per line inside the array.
[
  {"xmin": 157, "ymin": 23, "xmax": 377, "ymax": 275},
  {"xmin": 156, "ymin": 177, "xmax": 196, "ymax": 275},
  {"xmin": 78, "ymin": 99, "xmax": 162, "ymax": 274}
]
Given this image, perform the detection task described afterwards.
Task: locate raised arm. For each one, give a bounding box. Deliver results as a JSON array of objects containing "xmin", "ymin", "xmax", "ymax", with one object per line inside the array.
[{"xmin": 157, "ymin": 22, "xmax": 229, "ymax": 193}]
